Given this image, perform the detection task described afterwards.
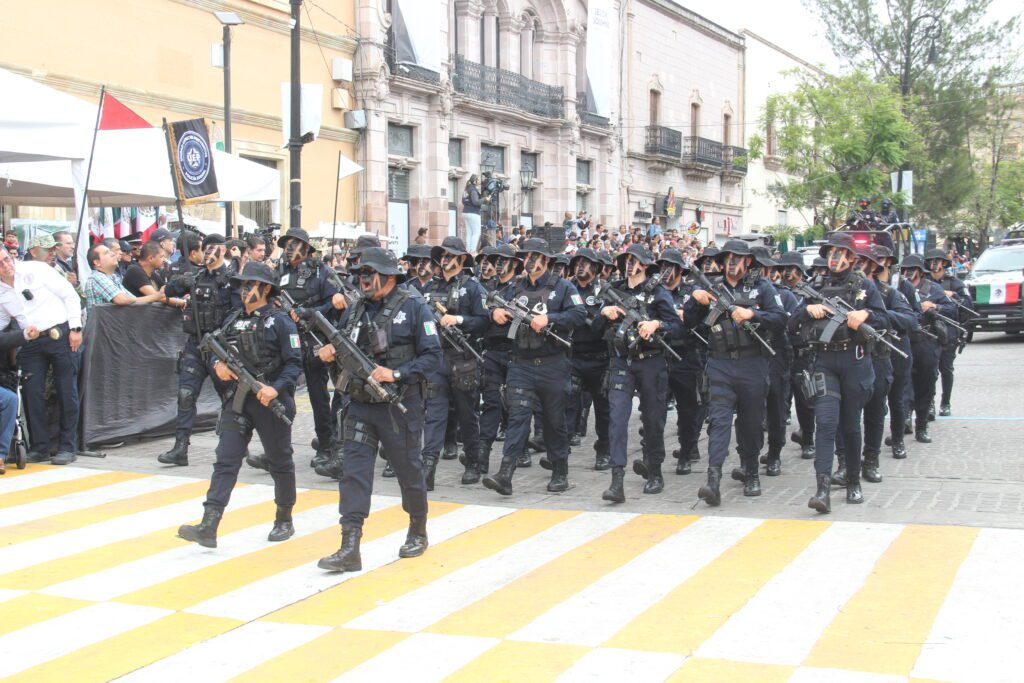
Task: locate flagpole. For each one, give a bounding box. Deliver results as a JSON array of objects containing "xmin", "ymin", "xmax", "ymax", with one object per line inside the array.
[
  {"xmin": 74, "ymin": 85, "xmax": 106, "ymax": 272},
  {"xmin": 330, "ymin": 150, "xmax": 341, "ymax": 248},
  {"xmin": 161, "ymin": 118, "xmax": 186, "ymax": 232}
]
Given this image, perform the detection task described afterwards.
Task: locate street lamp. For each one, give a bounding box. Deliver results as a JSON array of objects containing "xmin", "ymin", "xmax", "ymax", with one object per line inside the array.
[
  {"xmin": 215, "ymin": 11, "xmax": 244, "ymax": 238},
  {"xmin": 519, "ymin": 169, "xmax": 535, "ymax": 191}
]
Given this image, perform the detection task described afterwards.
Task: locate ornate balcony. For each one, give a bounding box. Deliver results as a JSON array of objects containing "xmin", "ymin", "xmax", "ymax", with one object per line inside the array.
[
  {"xmin": 576, "ymin": 93, "xmax": 611, "ymax": 128},
  {"xmin": 681, "ymin": 136, "xmax": 723, "ymax": 180},
  {"xmin": 384, "ymin": 38, "xmax": 441, "ymax": 86},
  {"xmin": 451, "ymin": 55, "xmax": 564, "ymax": 120},
  {"xmin": 722, "ymin": 145, "xmax": 748, "ymax": 182}
]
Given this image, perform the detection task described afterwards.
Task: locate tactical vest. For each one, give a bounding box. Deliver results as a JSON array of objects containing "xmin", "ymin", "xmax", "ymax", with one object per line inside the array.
[
  {"xmin": 604, "ymin": 281, "xmax": 660, "ymax": 357},
  {"xmin": 223, "ymin": 309, "xmax": 282, "ymax": 380},
  {"xmin": 511, "ymin": 273, "xmax": 556, "ymax": 352},
  {"xmin": 914, "ymin": 280, "xmax": 949, "ymax": 345},
  {"xmin": 800, "ymin": 272, "xmax": 866, "ymax": 346},
  {"xmin": 571, "ymin": 279, "xmax": 607, "ymax": 352},
  {"xmin": 183, "ymin": 267, "xmax": 232, "ymax": 337},
  {"xmin": 425, "ymin": 272, "xmax": 469, "ymax": 313},
  {"xmin": 279, "ymin": 261, "xmax": 318, "ymax": 305},
  {"xmin": 708, "ymin": 278, "xmax": 762, "ymax": 356},
  {"xmin": 483, "ymin": 277, "xmax": 518, "ymax": 350},
  {"xmin": 342, "ymin": 288, "xmax": 415, "ymax": 403}
]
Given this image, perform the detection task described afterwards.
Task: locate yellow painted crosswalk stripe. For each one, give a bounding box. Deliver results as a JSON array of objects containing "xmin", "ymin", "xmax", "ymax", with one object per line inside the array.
[
  {"xmin": 444, "ymin": 640, "xmax": 589, "ymax": 683},
  {"xmin": 0, "ymin": 480, "xmax": 209, "ymax": 544},
  {"xmin": 803, "ymin": 523, "xmax": 979, "ymax": 675},
  {"xmin": 266, "ymin": 508, "xmax": 579, "ymax": 627},
  {"xmin": 607, "ymin": 518, "xmax": 828, "ymax": 654},
  {"xmin": 119, "ymin": 498, "xmax": 459, "ymax": 611},
  {"xmin": 0, "ymin": 593, "xmax": 92, "ymax": 638},
  {"xmin": 667, "ymin": 657, "xmax": 795, "ymax": 682},
  {"xmin": 0, "ymin": 471, "xmax": 148, "ymax": 510},
  {"xmin": 0, "ymin": 489, "xmax": 284, "ymax": 591},
  {"xmin": 229, "ymin": 628, "xmax": 408, "ymax": 683},
  {"xmin": 0, "ymin": 463, "xmax": 54, "ymax": 478},
  {"xmin": 428, "ymin": 514, "xmax": 695, "ymax": 639},
  {"xmin": 11, "ymin": 612, "xmax": 241, "ymax": 683}
]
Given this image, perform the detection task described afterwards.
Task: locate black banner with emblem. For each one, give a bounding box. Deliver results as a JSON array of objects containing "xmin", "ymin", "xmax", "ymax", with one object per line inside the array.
[{"xmin": 167, "ymin": 118, "xmax": 219, "ymax": 204}]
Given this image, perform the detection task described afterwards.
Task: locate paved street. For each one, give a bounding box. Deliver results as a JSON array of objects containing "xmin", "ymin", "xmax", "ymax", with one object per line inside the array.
[{"xmin": 0, "ymin": 332, "xmax": 1022, "ymax": 682}]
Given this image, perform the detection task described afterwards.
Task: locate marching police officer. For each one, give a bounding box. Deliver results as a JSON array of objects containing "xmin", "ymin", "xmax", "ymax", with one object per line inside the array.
[
  {"xmin": 566, "ymin": 247, "xmax": 612, "ymax": 471},
  {"xmin": 177, "ymin": 262, "xmax": 301, "ymax": 548},
  {"xmin": 686, "ymin": 240, "xmax": 786, "ymax": 507},
  {"xmin": 421, "ymin": 237, "xmax": 489, "ymax": 487},
  {"xmin": 599, "ymin": 244, "xmax": 683, "ymax": 502},
  {"xmin": 657, "ymin": 248, "xmax": 705, "ymax": 476},
  {"xmin": 924, "ymin": 248, "xmax": 971, "ymax": 416},
  {"xmin": 317, "ymin": 248, "xmax": 442, "ymax": 572},
  {"xmin": 482, "ymin": 238, "xmax": 585, "ymax": 496},
  {"xmin": 159, "ymin": 232, "xmax": 238, "ymax": 466},
  {"xmin": 275, "ymin": 228, "xmax": 339, "ymax": 470},
  {"xmin": 878, "ymin": 249, "xmax": 919, "ymax": 459},
  {"xmin": 776, "ymin": 252, "xmax": 816, "ymax": 460},
  {"xmin": 899, "ymin": 254, "xmax": 955, "ymax": 444},
  {"xmin": 404, "ymin": 243, "xmax": 436, "ymax": 295},
  {"xmin": 477, "ymin": 245, "xmax": 522, "ymax": 475},
  {"xmin": 791, "ymin": 233, "xmax": 888, "ymax": 513}
]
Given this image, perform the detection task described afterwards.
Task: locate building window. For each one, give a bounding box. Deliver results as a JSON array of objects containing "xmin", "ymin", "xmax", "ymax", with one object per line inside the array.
[
  {"xmin": 480, "ymin": 144, "xmax": 505, "ymax": 173},
  {"xmin": 777, "ymin": 209, "xmax": 788, "ymax": 226},
  {"xmin": 576, "ymin": 159, "xmax": 592, "ymax": 185},
  {"xmin": 690, "ymin": 103, "xmax": 700, "ymax": 138},
  {"xmin": 388, "ymin": 124, "xmax": 414, "ymax": 157},
  {"xmin": 448, "ymin": 138, "xmax": 463, "ymax": 168},
  {"xmin": 521, "ymin": 151, "xmax": 538, "ymax": 175},
  {"xmin": 239, "ymin": 156, "xmax": 279, "ymax": 228},
  {"xmin": 576, "ymin": 192, "xmax": 588, "ymax": 214},
  {"xmin": 522, "ymin": 188, "xmax": 534, "ymax": 215},
  {"xmin": 650, "ymin": 90, "xmax": 660, "ymax": 126},
  {"xmin": 766, "ymin": 121, "xmax": 776, "ymax": 157},
  {"xmin": 388, "ymin": 169, "xmax": 410, "ymax": 201},
  {"xmin": 723, "ymin": 113, "xmax": 731, "ymax": 147},
  {"xmin": 448, "ymin": 178, "xmax": 459, "ymax": 208}
]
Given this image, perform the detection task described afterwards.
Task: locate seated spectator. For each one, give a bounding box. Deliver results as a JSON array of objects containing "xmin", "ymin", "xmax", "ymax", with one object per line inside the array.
[
  {"xmin": 0, "ymin": 322, "xmax": 39, "ymax": 474},
  {"xmin": 25, "ymin": 234, "xmax": 57, "ymax": 265},
  {"xmin": 123, "ymin": 241, "xmax": 168, "ymax": 297},
  {"xmin": 83, "ymin": 244, "xmax": 165, "ymax": 309}
]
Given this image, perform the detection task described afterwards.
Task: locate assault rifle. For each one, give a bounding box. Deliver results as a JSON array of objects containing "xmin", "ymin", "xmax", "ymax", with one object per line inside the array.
[
  {"xmin": 309, "ymin": 310, "xmax": 407, "ymax": 414},
  {"xmin": 692, "ymin": 271, "xmax": 776, "ymax": 356},
  {"xmin": 672, "ymin": 303, "xmax": 709, "ymax": 346},
  {"xmin": 199, "ymin": 331, "xmax": 293, "ymax": 425},
  {"xmin": 278, "ymin": 290, "xmax": 330, "ymax": 347},
  {"xmin": 325, "ymin": 268, "xmax": 363, "ymax": 308},
  {"xmin": 486, "ymin": 292, "xmax": 571, "ymax": 349},
  {"xmin": 791, "ymin": 280, "xmax": 908, "ymax": 359},
  {"xmin": 430, "ymin": 301, "xmax": 485, "ymax": 364},
  {"xmin": 601, "ymin": 285, "xmax": 682, "ymax": 362}
]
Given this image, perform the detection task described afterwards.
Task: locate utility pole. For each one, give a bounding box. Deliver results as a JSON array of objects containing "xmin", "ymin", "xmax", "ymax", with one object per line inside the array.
[
  {"xmin": 289, "ymin": 0, "xmax": 303, "ymax": 229},
  {"xmin": 224, "ymin": 22, "xmax": 233, "ymax": 238}
]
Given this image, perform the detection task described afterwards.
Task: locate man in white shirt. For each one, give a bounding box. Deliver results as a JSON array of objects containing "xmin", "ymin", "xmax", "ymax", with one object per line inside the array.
[{"xmin": 0, "ymin": 249, "xmax": 83, "ymax": 465}]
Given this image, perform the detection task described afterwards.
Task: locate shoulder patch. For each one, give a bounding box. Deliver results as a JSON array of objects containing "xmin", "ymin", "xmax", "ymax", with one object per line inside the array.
[
  {"xmin": 264, "ymin": 316, "xmax": 276, "ymax": 329},
  {"xmin": 424, "ymin": 321, "xmax": 437, "ymax": 336},
  {"xmin": 570, "ymin": 294, "xmax": 583, "ymax": 306},
  {"xmin": 394, "ymin": 310, "xmax": 407, "ymax": 325},
  {"xmin": 774, "ymin": 294, "xmax": 783, "ymax": 307},
  {"xmin": 289, "ymin": 333, "xmax": 301, "ymax": 348}
]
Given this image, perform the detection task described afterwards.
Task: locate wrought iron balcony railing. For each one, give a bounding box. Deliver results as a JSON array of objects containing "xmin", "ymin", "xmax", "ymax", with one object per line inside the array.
[
  {"xmin": 384, "ymin": 39, "xmax": 442, "ymax": 85},
  {"xmin": 723, "ymin": 145, "xmax": 748, "ymax": 173},
  {"xmin": 645, "ymin": 125, "xmax": 683, "ymax": 158},
  {"xmin": 683, "ymin": 136, "xmax": 724, "ymax": 167},
  {"xmin": 452, "ymin": 55, "xmax": 563, "ymax": 119},
  {"xmin": 576, "ymin": 93, "xmax": 611, "ymax": 127}
]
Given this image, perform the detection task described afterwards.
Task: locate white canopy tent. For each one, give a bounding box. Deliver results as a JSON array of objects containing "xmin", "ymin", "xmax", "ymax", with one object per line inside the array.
[
  {"xmin": 166, "ymin": 210, "xmax": 259, "ymax": 236},
  {"xmin": 0, "ymin": 68, "xmax": 94, "ymax": 163}
]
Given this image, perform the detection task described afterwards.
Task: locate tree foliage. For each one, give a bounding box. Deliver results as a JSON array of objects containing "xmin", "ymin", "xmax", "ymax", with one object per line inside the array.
[{"xmin": 748, "ymin": 70, "xmax": 916, "ymax": 228}]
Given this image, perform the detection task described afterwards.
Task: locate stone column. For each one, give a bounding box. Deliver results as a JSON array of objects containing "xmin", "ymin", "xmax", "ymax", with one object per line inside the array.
[
  {"xmin": 455, "ymin": 0, "xmax": 482, "ymax": 63},
  {"xmin": 519, "ymin": 23, "xmax": 534, "ymax": 79}
]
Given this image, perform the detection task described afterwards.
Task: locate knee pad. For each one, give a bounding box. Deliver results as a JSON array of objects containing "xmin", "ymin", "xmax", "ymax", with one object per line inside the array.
[
  {"xmin": 178, "ymin": 388, "xmax": 197, "ymax": 412},
  {"xmin": 344, "ymin": 420, "xmax": 380, "ymax": 451},
  {"xmin": 504, "ymin": 386, "xmax": 537, "ymax": 414}
]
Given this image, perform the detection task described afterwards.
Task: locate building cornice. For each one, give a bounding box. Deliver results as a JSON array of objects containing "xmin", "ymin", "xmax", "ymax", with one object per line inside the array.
[
  {"xmin": 640, "ymin": 0, "xmax": 744, "ymax": 50},
  {"xmin": 740, "ymin": 30, "xmax": 827, "ymax": 76},
  {"xmin": 0, "ymin": 62, "xmax": 359, "ymax": 144}
]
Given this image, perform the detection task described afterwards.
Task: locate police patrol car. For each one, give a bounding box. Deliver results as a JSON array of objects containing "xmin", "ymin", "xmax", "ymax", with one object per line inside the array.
[{"xmin": 965, "ymin": 242, "xmax": 1024, "ymax": 334}]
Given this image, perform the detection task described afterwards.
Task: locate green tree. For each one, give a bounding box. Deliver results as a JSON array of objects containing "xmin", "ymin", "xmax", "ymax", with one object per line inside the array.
[
  {"xmin": 749, "ymin": 70, "xmax": 916, "ymax": 228},
  {"xmin": 805, "ymin": 0, "xmax": 1019, "ymax": 225}
]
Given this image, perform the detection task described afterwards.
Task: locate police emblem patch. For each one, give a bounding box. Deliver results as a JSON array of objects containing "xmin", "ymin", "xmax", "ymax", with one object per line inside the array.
[
  {"xmin": 571, "ymin": 294, "xmax": 583, "ymax": 306},
  {"xmin": 586, "ymin": 296, "xmax": 597, "ymax": 306},
  {"xmin": 394, "ymin": 311, "xmax": 407, "ymax": 325},
  {"xmin": 264, "ymin": 317, "xmax": 276, "ymax": 329}
]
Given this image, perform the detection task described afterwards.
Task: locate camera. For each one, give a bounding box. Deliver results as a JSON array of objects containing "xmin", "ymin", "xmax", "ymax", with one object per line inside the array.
[{"xmin": 481, "ymin": 171, "xmax": 509, "ymax": 196}]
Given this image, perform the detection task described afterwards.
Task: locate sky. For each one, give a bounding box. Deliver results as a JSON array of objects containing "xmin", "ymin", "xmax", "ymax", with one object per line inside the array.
[{"xmin": 676, "ymin": 0, "xmax": 1023, "ymax": 75}]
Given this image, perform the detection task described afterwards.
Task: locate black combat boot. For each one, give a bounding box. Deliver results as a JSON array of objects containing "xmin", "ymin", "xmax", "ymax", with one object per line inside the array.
[
  {"xmin": 461, "ymin": 457, "xmax": 481, "ymax": 485},
  {"xmin": 398, "ymin": 516, "xmax": 428, "ymax": 558},
  {"xmin": 643, "ymin": 463, "xmax": 664, "ymax": 494},
  {"xmin": 633, "ymin": 458, "xmax": 650, "ymax": 479},
  {"xmin": 808, "ymin": 473, "xmax": 831, "ymax": 514},
  {"xmin": 698, "ymin": 466, "xmax": 722, "ymax": 507},
  {"xmin": 801, "ymin": 444, "xmax": 816, "ymax": 460},
  {"xmin": 891, "ymin": 439, "xmax": 907, "ymax": 459},
  {"xmin": 310, "ymin": 449, "xmax": 330, "ymax": 471},
  {"xmin": 790, "ymin": 430, "xmax": 803, "ymax": 446},
  {"xmin": 482, "ymin": 455, "xmax": 517, "ymax": 496},
  {"xmin": 517, "ymin": 451, "xmax": 532, "ymax": 468},
  {"xmin": 939, "ymin": 403, "xmax": 951, "ymax": 417},
  {"xmin": 846, "ymin": 471, "xmax": 864, "ymax": 504},
  {"xmin": 765, "ymin": 449, "xmax": 782, "ymax": 477},
  {"xmin": 527, "ymin": 429, "xmax": 546, "ymax": 453},
  {"xmin": 268, "ymin": 505, "xmax": 295, "ymax": 542},
  {"xmin": 477, "ymin": 444, "xmax": 491, "ymax": 475},
  {"xmin": 676, "ymin": 454, "xmax": 692, "ymax": 475},
  {"xmin": 602, "ymin": 466, "xmax": 626, "ymax": 503},
  {"xmin": 158, "ymin": 434, "xmax": 190, "ymax": 466},
  {"xmin": 246, "ymin": 452, "xmax": 269, "ymax": 471},
  {"xmin": 915, "ymin": 421, "xmax": 932, "ymax": 444},
  {"xmin": 743, "ymin": 458, "xmax": 762, "ymax": 497},
  {"xmin": 730, "ymin": 464, "xmax": 747, "ymax": 483},
  {"xmin": 424, "ymin": 456, "xmax": 439, "ymax": 491},
  {"xmin": 382, "ymin": 459, "xmax": 396, "ymax": 477},
  {"xmin": 904, "ymin": 417, "xmax": 913, "ymax": 435},
  {"xmin": 862, "ymin": 452, "xmax": 882, "ymax": 483},
  {"xmin": 547, "ymin": 459, "xmax": 569, "ymax": 493},
  {"xmin": 688, "ymin": 446, "xmax": 701, "ymax": 462},
  {"xmin": 315, "ymin": 446, "xmax": 345, "ymax": 480},
  {"xmin": 442, "ymin": 441, "xmax": 458, "ymax": 460},
  {"xmin": 831, "ymin": 464, "xmax": 847, "ymax": 487},
  {"xmin": 178, "ymin": 506, "xmax": 223, "ymax": 548},
  {"xmin": 928, "ymin": 402, "xmax": 936, "ymax": 422},
  {"xmin": 594, "ymin": 443, "xmax": 611, "ymax": 471},
  {"xmin": 318, "ymin": 523, "xmax": 362, "ymax": 572},
  {"xmin": 569, "ymin": 433, "xmax": 582, "ymax": 447},
  {"xmin": 539, "ymin": 455, "xmax": 553, "ymax": 470}
]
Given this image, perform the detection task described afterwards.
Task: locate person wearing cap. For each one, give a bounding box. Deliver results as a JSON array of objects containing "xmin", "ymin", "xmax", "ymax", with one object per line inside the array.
[
  {"xmin": 475, "ymin": 246, "xmax": 499, "ymax": 289},
  {"xmin": 789, "ymin": 232, "xmax": 888, "ymax": 513},
  {"xmin": 694, "ymin": 246, "xmax": 722, "ymax": 277},
  {"xmin": 148, "ymin": 227, "xmax": 177, "ymax": 262},
  {"xmin": 178, "ymin": 262, "xmax": 302, "ymax": 549},
  {"xmin": 158, "ymin": 232, "xmax": 239, "ymax": 467},
  {"xmin": 82, "ymin": 242, "xmax": 166, "ymax": 310},
  {"xmin": 875, "ymin": 247, "xmax": 919, "ymax": 459},
  {"xmin": 26, "ymin": 233, "xmax": 57, "ymax": 266},
  {"xmin": 899, "ymin": 253, "xmax": 956, "ymax": 447},
  {"xmin": 402, "ymin": 243, "xmax": 436, "ymax": 296},
  {"xmin": 924, "ymin": 247, "xmax": 971, "ymax": 417},
  {"xmin": 685, "ymin": 239, "xmax": 786, "ymax": 507},
  {"xmin": 482, "ymin": 238, "xmax": 585, "ymax": 496},
  {"xmin": 566, "ymin": 247, "xmax": 612, "ymax": 470},
  {"xmin": 852, "ymin": 244, "xmax": 917, "ymax": 483},
  {"xmin": 776, "ymin": 251, "xmax": 817, "ymax": 461},
  {"xmin": 420, "ymin": 236, "xmax": 489, "ymax": 487},
  {"xmin": 317, "ymin": 247, "xmax": 442, "ymax": 572},
  {"xmin": 811, "ymin": 256, "xmax": 829, "ymax": 278},
  {"xmin": 597, "ymin": 243, "xmax": 684, "ymax": 502},
  {"xmin": 657, "ymin": 248, "xmax": 705, "ymax": 476},
  {"xmin": 274, "ymin": 227, "xmax": 340, "ymax": 470},
  {"xmin": 476, "ymin": 244, "xmax": 523, "ymax": 473}
]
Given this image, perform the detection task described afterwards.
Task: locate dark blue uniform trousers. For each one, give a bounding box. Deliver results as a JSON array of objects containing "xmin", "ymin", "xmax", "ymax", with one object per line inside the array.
[
  {"xmin": 567, "ymin": 355, "xmax": 610, "ymax": 455},
  {"xmin": 790, "ymin": 351, "xmax": 816, "ymax": 446},
  {"xmin": 19, "ymin": 328, "xmax": 79, "ymax": 454},
  {"xmin": 207, "ymin": 392, "xmax": 296, "ymax": 510},
  {"xmin": 887, "ymin": 347, "xmax": 912, "ymax": 441},
  {"xmin": 812, "ymin": 350, "xmax": 874, "ymax": 476},
  {"xmin": 863, "ymin": 356, "xmax": 894, "ymax": 457},
  {"xmin": 478, "ymin": 349, "xmax": 509, "ymax": 452},
  {"xmin": 765, "ymin": 352, "xmax": 791, "ymax": 459},
  {"xmin": 940, "ymin": 343, "xmax": 957, "ymax": 406},
  {"xmin": 423, "ymin": 359, "xmax": 481, "ymax": 466},
  {"xmin": 706, "ymin": 357, "xmax": 768, "ymax": 470},
  {"xmin": 303, "ymin": 352, "xmax": 334, "ymax": 448},
  {"xmin": 174, "ymin": 339, "xmax": 228, "ymax": 438},
  {"xmin": 667, "ymin": 350, "xmax": 702, "ymax": 458},
  {"xmin": 910, "ymin": 339, "xmax": 941, "ymax": 425},
  {"xmin": 607, "ymin": 355, "xmax": 668, "ymax": 469},
  {"xmin": 340, "ymin": 395, "xmax": 427, "ymax": 527},
  {"xmin": 501, "ymin": 356, "xmax": 571, "ymax": 465}
]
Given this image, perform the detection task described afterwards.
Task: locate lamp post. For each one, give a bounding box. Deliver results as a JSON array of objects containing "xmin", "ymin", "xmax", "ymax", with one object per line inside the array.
[
  {"xmin": 519, "ymin": 169, "xmax": 534, "ymax": 225},
  {"xmin": 215, "ymin": 11, "xmax": 244, "ymax": 238}
]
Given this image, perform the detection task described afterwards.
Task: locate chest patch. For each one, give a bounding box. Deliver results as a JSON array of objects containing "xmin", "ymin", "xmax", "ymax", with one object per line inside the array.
[
  {"xmin": 264, "ymin": 317, "xmax": 276, "ymax": 329},
  {"xmin": 394, "ymin": 311, "xmax": 407, "ymax": 325}
]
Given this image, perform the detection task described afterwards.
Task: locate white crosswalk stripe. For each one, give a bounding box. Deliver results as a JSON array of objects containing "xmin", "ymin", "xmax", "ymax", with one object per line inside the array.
[
  {"xmin": 0, "ymin": 466, "xmax": 103, "ymax": 494},
  {"xmin": 331, "ymin": 633, "xmax": 500, "ymax": 683}
]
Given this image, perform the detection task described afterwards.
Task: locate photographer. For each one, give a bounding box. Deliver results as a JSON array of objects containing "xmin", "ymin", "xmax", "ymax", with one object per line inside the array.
[{"xmin": 462, "ymin": 174, "xmax": 483, "ymax": 252}]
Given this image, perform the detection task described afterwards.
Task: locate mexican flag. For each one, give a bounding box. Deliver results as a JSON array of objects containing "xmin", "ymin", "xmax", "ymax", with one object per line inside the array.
[{"xmin": 974, "ymin": 282, "xmax": 1021, "ymax": 305}]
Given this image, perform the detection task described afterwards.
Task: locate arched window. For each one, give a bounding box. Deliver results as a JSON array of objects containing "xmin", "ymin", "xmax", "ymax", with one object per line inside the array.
[
  {"xmin": 520, "ymin": 13, "xmax": 536, "ymax": 78},
  {"xmin": 650, "ymin": 90, "xmax": 661, "ymax": 126},
  {"xmin": 690, "ymin": 102, "xmax": 700, "ymax": 138}
]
